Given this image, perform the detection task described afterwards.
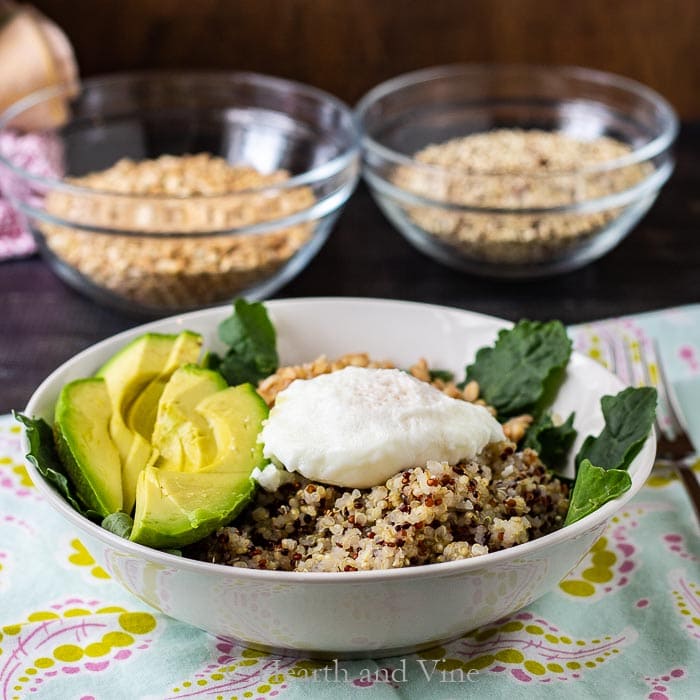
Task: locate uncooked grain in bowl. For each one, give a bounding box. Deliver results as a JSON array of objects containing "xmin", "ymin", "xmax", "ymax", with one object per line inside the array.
[
  {"xmin": 393, "ymin": 129, "xmax": 651, "ymax": 264},
  {"xmin": 40, "ymin": 153, "xmax": 315, "ymax": 309}
]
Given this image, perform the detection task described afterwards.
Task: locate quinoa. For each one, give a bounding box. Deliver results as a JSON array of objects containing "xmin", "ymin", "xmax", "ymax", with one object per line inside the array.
[{"xmin": 190, "ymin": 444, "xmax": 568, "ymax": 572}]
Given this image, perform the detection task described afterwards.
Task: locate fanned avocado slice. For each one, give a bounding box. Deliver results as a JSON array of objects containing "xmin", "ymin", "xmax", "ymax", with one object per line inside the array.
[
  {"xmin": 96, "ymin": 331, "xmax": 202, "ymax": 513},
  {"xmin": 127, "ymin": 331, "xmax": 203, "ymax": 441},
  {"xmin": 131, "ymin": 378, "xmax": 269, "ymax": 549},
  {"xmin": 130, "ymin": 467, "xmax": 256, "ymax": 549},
  {"xmin": 197, "ymin": 384, "xmax": 268, "ymax": 474},
  {"xmin": 151, "ymin": 364, "xmax": 227, "ymax": 472}
]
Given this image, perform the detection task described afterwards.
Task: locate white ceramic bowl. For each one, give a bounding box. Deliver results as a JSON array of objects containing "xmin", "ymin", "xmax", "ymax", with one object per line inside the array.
[{"xmin": 22, "ymin": 298, "xmax": 655, "ymax": 658}]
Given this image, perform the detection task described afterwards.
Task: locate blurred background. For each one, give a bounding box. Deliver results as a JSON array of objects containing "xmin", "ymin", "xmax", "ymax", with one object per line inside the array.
[
  {"xmin": 1, "ymin": 0, "xmax": 698, "ymax": 410},
  {"xmin": 30, "ymin": 0, "xmax": 700, "ymax": 119}
]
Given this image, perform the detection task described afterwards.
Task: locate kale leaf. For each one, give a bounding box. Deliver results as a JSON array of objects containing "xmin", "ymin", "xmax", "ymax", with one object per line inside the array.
[
  {"xmin": 575, "ymin": 387, "xmax": 657, "ymax": 471},
  {"xmin": 463, "ymin": 320, "xmax": 572, "ymax": 418},
  {"xmin": 564, "ymin": 386, "xmax": 656, "ymax": 526},
  {"xmin": 102, "ymin": 512, "xmax": 134, "ymax": 539},
  {"xmin": 14, "ymin": 411, "xmax": 102, "ymax": 523},
  {"xmin": 523, "ymin": 411, "xmax": 577, "ymax": 473},
  {"xmin": 208, "ymin": 299, "xmax": 279, "ymax": 386},
  {"xmin": 563, "ymin": 460, "xmax": 632, "ymax": 526}
]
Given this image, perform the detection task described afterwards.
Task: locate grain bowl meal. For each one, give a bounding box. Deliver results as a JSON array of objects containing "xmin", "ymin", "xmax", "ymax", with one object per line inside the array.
[
  {"xmin": 18, "ymin": 300, "xmax": 656, "ymax": 574},
  {"xmin": 20, "ymin": 298, "xmax": 655, "ymax": 659},
  {"xmin": 392, "ymin": 129, "xmax": 652, "ymax": 265},
  {"xmin": 40, "ymin": 154, "xmax": 315, "ymax": 309}
]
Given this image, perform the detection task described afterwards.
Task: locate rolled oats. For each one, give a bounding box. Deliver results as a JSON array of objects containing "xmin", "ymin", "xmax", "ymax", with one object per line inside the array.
[
  {"xmin": 40, "ymin": 153, "xmax": 316, "ymax": 311},
  {"xmin": 392, "ymin": 129, "xmax": 651, "ymax": 264}
]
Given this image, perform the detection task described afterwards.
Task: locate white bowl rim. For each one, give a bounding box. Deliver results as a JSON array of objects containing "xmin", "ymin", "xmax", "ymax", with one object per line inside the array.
[{"xmin": 21, "ymin": 296, "xmax": 656, "ymax": 584}]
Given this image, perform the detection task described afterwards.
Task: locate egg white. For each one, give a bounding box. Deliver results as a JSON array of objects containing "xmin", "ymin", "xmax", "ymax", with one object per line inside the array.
[{"xmin": 260, "ymin": 366, "xmax": 505, "ymax": 488}]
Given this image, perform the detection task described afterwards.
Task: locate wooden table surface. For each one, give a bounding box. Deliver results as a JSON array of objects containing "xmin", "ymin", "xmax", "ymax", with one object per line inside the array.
[{"xmin": 1, "ymin": 124, "xmax": 699, "ymax": 415}]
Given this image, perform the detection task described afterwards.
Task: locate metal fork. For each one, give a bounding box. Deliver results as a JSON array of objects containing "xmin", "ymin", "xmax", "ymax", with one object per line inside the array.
[{"xmin": 593, "ymin": 324, "xmax": 700, "ymax": 524}]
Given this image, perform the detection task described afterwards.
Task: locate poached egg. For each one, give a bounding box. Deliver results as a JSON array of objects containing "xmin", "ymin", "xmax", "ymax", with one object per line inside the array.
[{"xmin": 260, "ymin": 366, "xmax": 505, "ymax": 488}]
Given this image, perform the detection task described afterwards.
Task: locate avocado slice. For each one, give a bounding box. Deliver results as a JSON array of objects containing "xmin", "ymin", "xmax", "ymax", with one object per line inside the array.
[
  {"xmin": 197, "ymin": 383, "xmax": 268, "ymax": 474},
  {"xmin": 130, "ymin": 379, "xmax": 269, "ymax": 549},
  {"xmin": 96, "ymin": 332, "xmax": 202, "ymax": 513},
  {"xmin": 151, "ymin": 364, "xmax": 227, "ymax": 472},
  {"xmin": 127, "ymin": 331, "xmax": 203, "ymax": 441},
  {"xmin": 130, "ymin": 467, "xmax": 256, "ymax": 548},
  {"xmin": 54, "ymin": 378, "xmax": 123, "ymax": 517}
]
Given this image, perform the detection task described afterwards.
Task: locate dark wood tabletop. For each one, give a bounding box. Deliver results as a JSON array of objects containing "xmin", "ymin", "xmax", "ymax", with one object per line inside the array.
[{"xmin": 1, "ymin": 124, "xmax": 699, "ymax": 415}]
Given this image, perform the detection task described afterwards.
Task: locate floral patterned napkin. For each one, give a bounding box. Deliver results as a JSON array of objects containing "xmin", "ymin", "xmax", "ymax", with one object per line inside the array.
[{"xmin": 1, "ymin": 305, "xmax": 698, "ymax": 699}]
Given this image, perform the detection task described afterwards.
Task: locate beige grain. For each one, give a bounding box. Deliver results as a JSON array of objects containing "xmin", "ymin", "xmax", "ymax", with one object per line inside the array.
[
  {"xmin": 41, "ymin": 153, "xmax": 315, "ymax": 310},
  {"xmin": 393, "ymin": 129, "xmax": 651, "ymax": 264}
]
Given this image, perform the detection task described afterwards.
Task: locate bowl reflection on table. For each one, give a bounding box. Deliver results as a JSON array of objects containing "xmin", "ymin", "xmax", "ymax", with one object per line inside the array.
[
  {"xmin": 22, "ymin": 298, "xmax": 656, "ymax": 658},
  {"xmin": 356, "ymin": 64, "xmax": 678, "ymax": 279},
  {"xmin": 0, "ymin": 73, "xmax": 360, "ymax": 316}
]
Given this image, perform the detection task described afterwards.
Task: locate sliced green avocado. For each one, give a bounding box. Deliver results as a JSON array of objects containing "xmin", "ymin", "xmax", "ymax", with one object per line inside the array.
[
  {"xmin": 151, "ymin": 364, "xmax": 227, "ymax": 472},
  {"xmin": 54, "ymin": 378, "xmax": 123, "ymax": 516},
  {"xmin": 127, "ymin": 331, "xmax": 203, "ymax": 441},
  {"xmin": 197, "ymin": 383, "xmax": 268, "ymax": 474},
  {"xmin": 96, "ymin": 332, "xmax": 201, "ymax": 514},
  {"xmin": 129, "ymin": 467, "xmax": 256, "ymax": 548},
  {"xmin": 130, "ymin": 379, "xmax": 269, "ymax": 549}
]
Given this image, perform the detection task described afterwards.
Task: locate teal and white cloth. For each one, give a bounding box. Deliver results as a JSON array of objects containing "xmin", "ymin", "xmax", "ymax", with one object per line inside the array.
[{"xmin": 1, "ymin": 305, "xmax": 699, "ymax": 699}]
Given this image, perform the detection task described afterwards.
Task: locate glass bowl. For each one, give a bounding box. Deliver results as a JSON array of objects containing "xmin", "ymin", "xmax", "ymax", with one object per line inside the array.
[
  {"xmin": 0, "ymin": 72, "xmax": 360, "ymax": 315},
  {"xmin": 356, "ymin": 64, "xmax": 678, "ymax": 278}
]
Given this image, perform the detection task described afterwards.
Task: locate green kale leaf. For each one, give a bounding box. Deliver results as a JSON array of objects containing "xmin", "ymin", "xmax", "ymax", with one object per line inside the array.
[
  {"xmin": 564, "ymin": 386, "xmax": 656, "ymax": 526},
  {"xmin": 575, "ymin": 387, "xmax": 657, "ymax": 472},
  {"xmin": 563, "ymin": 460, "xmax": 632, "ymax": 526},
  {"xmin": 523, "ymin": 411, "xmax": 577, "ymax": 472},
  {"xmin": 208, "ymin": 299, "xmax": 279, "ymax": 386},
  {"xmin": 463, "ymin": 320, "xmax": 572, "ymax": 418},
  {"xmin": 14, "ymin": 411, "xmax": 102, "ymax": 522},
  {"xmin": 102, "ymin": 512, "xmax": 134, "ymax": 539}
]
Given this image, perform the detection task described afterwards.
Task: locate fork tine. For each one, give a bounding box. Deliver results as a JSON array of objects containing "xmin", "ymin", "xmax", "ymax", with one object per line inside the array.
[
  {"xmin": 576, "ymin": 324, "xmax": 617, "ymax": 373},
  {"xmin": 594, "ymin": 326, "xmax": 617, "ymax": 373},
  {"xmin": 589, "ymin": 324, "xmax": 619, "ymax": 377},
  {"xmin": 642, "ymin": 338, "xmax": 678, "ymax": 440},
  {"xmin": 604, "ymin": 322, "xmax": 646, "ymax": 387},
  {"xmin": 614, "ymin": 329, "xmax": 696, "ymax": 458},
  {"xmin": 618, "ymin": 329, "xmax": 638, "ymax": 386}
]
